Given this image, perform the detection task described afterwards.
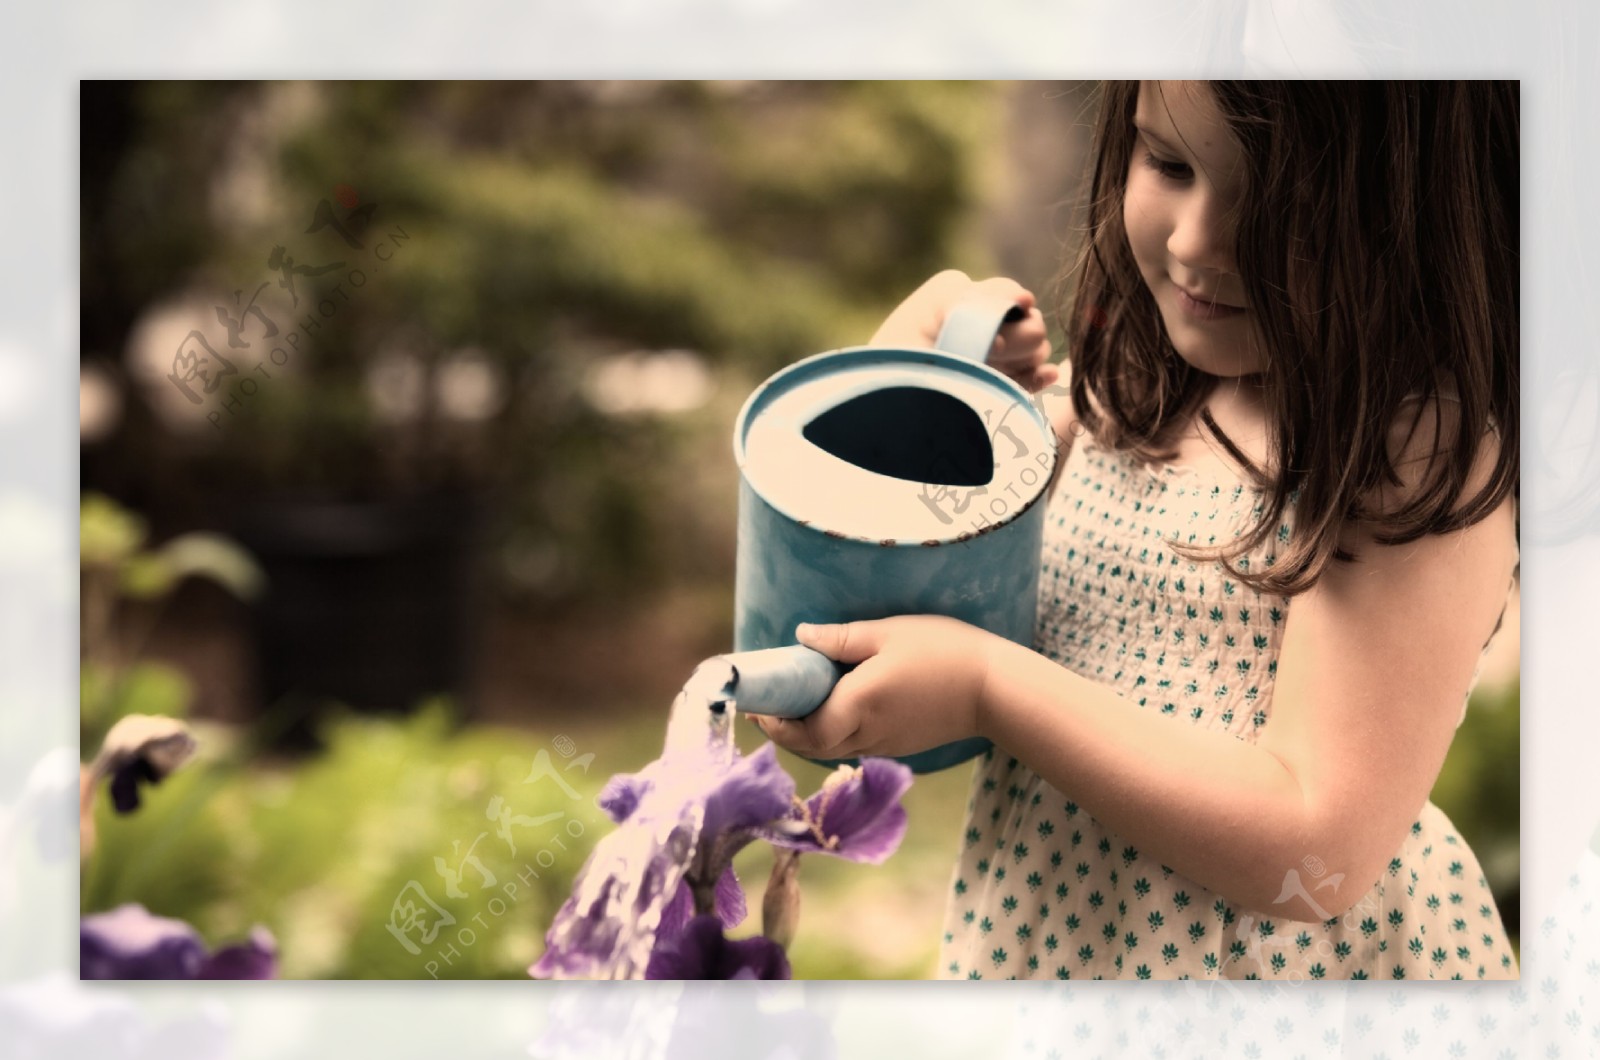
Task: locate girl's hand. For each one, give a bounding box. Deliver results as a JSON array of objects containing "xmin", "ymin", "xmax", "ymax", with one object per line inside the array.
[
  {"xmin": 872, "ymin": 270, "xmax": 1059, "ymax": 393},
  {"xmin": 749, "ymin": 616, "xmax": 997, "ymax": 760}
]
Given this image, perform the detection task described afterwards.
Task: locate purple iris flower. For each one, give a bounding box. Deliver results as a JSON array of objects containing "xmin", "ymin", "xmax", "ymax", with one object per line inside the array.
[
  {"xmin": 656, "ymin": 863, "xmax": 747, "ymax": 941},
  {"xmin": 600, "ymin": 766, "xmax": 754, "ymax": 939},
  {"xmin": 80, "ymin": 904, "xmax": 276, "ymax": 980},
  {"xmin": 533, "ymin": 694, "xmax": 913, "ymax": 981},
  {"xmin": 764, "ymin": 758, "xmax": 913, "ymax": 864},
  {"xmin": 600, "ymin": 742, "xmax": 795, "ymax": 861},
  {"xmin": 529, "ymin": 821, "xmax": 694, "ymax": 980},
  {"xmin": 532, "ymin": 742, "xmax": 794, "ymax": 980},
  {"xmin": 644, "ymin": 915, "xmax": 791, "ymax": 980}
]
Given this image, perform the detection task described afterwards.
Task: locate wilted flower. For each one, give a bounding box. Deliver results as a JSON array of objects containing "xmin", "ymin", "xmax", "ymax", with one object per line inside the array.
[
  {"xmin": 80, "ymin": 903, "xmax": 276, "ymax": 980},
  {"xmin": 764, "ymin": 758, "xmax": 913, "ymax": 864},
  {"xmin": 79, "ymin": 715, "xmax": 197, "ymax": 858},
  {"xmin": 644, "ymin": 915, "xmax": 790, "ymax": 981}
]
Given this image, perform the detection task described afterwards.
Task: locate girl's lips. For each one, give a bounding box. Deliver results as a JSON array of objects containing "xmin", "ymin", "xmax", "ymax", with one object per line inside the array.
[{"xmin": 1175, "ymin": 285, "xmax": 1246, "ymax": 320}]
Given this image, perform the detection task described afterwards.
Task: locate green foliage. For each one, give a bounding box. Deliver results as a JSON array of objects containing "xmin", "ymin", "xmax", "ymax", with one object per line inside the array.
[
  {"xmin": 80, "ymin": 491, "xmax": 149, "ymax": 567},
  {"xmin": 81, "ymin": 747, "xmax": 237, "ymax": 927},
  {"xmin": 93, "ymin": 83, "xmax": 1006, "ymax": 607},
  {"xmin": 79, "ymin": 679, "xmax": 1521, "ymax": 979},
  {"xmin": 146, "ymin": 533, "xmax": 266, "ymax": 601},
  {"xmin": 79, "ymin": 492, "xmax": 260, "ymax": 751},
  {"xmin": 82, "ymin": 704, "xmax": 610, "ymax": 980},
  {"xmin": 1430, "ymin": 679, "xmax": 1520, "ymax": 903},
  {"xmin": 80, "ymin": 493, "xmax": 263, "ymax": 602},
  {"xmin": 81, "ymin": 659, "xmax": 194, "ymax": 753}
]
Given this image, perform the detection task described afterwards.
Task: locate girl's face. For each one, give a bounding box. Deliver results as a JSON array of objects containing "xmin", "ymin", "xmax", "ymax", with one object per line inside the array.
[{"xmin": 1123, "ymin": 81, "xmax": 1268, "ymax": 379}]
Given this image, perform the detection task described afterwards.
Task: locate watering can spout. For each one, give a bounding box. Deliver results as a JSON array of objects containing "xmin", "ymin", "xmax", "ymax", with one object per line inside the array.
[{"xmin": 692, "ymin": 645, "xmax": 846, "ymax": 721}]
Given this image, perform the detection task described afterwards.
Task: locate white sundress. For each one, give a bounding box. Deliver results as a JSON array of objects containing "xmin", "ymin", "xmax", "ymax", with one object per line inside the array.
[{"xmin": 936, "ymin": 436, "xmax": 1520, "ymax": 981}]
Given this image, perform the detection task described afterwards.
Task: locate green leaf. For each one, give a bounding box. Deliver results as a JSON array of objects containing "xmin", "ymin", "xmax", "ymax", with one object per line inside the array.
[
  {"xmin": 81, "ymin": 660, "xmax": 194, "ymax": 755},
  {"xmin": 119, "ymin": 553, "xmax": 177, "ymax": 600},
  {"xmin": 80, "ymin": 492, "xmax": 148, "ymax": 567},
  {"xmin": 156, "ymin": 532, "xmax": 266, "ymax": 601}
]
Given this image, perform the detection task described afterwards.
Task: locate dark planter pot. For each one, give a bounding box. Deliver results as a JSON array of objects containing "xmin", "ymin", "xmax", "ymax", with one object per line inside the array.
[{"xmin": 231, "ymin": 492, "xmax": 484, "ymax": 750}]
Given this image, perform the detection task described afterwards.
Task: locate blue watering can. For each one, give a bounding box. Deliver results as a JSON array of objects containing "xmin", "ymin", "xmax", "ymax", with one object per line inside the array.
[{"xmin": 719, "ymin": 293, "xmax": 1059, "ymax": 773}]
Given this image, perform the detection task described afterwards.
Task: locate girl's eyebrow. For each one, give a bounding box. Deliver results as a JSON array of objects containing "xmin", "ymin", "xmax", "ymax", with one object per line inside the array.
[{"xmin": 1133, "ymin": 121, "xmax": 1183, "ymax": 156}]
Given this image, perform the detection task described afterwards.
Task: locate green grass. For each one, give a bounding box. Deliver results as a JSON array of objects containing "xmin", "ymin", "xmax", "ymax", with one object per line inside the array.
[{"xmin": 81, "ymin": 676, "xmax": 1517, "ymax": 979}]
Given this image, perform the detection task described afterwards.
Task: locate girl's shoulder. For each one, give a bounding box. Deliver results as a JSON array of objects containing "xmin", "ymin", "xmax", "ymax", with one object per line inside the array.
[{"xmin": 1341, "ymin": 384, "xmax": 1514, "ymax": 556}]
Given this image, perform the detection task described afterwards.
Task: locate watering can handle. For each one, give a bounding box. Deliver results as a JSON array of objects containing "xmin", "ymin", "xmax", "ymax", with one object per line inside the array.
[
  {"xmin": 933, "ymin": 295, "xmax": 1029, "ymax": 365},
  {"xmin": 711, "ymin": 644, "xmax": 848, "ymax": 720}
]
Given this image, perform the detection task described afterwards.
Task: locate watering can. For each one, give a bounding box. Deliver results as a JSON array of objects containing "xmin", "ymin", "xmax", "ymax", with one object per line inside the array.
[{"xmin": 718, "ymin": 293, "xmax": 1059, "ymax": 774}]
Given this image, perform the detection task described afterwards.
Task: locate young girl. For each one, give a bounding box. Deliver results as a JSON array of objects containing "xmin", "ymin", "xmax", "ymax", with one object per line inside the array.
[{"xmin": 753, "ymin": 80, "xmax": 1520, "ymax": 981}]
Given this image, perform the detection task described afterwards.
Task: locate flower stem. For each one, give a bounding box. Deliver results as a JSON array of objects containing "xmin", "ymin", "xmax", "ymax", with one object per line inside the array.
[
  {"xmin": 690, "ymin": 874, "xmax": 719, "ymax": 918},
  {"xmin": 762, "ymin": 848, "xmax": 802, "ymax": 950}
]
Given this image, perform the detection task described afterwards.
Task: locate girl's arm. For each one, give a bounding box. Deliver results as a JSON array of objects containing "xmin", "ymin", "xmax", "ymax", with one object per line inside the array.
[
  {"xmin": 980, "ymin": 405, "xmax": 1518, "ymax": 921},
  {"xmin": 756, "ymin": 399, "xmax": 1515, "ymax": 922}
]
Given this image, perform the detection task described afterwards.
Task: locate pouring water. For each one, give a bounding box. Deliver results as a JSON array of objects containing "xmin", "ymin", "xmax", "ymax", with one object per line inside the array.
[{"xmin": 534, "ymin": 660, "xmax": 742, "ymax": 980}]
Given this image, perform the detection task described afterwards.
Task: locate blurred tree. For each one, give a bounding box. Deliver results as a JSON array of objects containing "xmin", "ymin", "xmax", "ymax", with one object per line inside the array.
[{"xmin": 83, "ymin": 81, "xmax": 1007, "ymax": 613}]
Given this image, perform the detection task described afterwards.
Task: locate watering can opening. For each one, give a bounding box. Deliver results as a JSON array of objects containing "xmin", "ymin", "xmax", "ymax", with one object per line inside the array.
[
  {"xmin": 730, "ymin": 304, "xmax": 1057, "ymax": 773},
  {"xmin": 800, "ymin": 386, "xmax": 994, "ymax": 489}
]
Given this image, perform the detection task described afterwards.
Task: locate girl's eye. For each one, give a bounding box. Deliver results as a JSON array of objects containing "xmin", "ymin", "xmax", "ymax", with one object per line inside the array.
[{"xmin": 1141, "ymin": 150, "xmax": 1192, "ymax": 182}]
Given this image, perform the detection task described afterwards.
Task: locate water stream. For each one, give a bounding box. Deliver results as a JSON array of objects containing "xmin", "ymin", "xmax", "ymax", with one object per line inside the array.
[{"xmin": 537, "ymin": 659, "xmax": 740, "ymax": 980}]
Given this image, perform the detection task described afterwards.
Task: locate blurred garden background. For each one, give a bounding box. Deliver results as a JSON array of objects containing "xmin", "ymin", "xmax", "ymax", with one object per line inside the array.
[{"xmin": 78, "ymin": 80, "xmax": 1520, "ymax": 979}]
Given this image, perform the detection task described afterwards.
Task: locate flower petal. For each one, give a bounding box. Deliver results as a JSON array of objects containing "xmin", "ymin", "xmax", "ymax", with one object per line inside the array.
[
  {"xmin": 596, "ymin": 772, "xmax": 649, "ymax": 824},
  {"xmin": 86, "ymin": 715, "xmax": 197, "ymax": 819},
  {"xmin": 700, "ymin": 742, "xmax": 795, "ymax": 845},
  {"xmin": 532, "ymin": 816, "xmax": 697, "ymax": 980},
  {"xmin": 654, "ymin": 864, "xmax": 747, "ymax": 953},
  {"xmin": 767, "ymin": 757, "xmax": 913, "ymax": 864},
  {"xmin": 79, "ymin": 904, "xmax": 273, "ymax": 980},
  {"xmin": 644, "ymin": 915, "xmax": 790, "ymax": 980},
  {"xmin": 531, "ymin": 878, "xmax": 629, "ymax": 980},
  {"xmin": 655, "ymin": 881, "xmax": 694, "ymax": 943},
  {"xmin": 535, "ymin": 731, "xmax": 795, "ymax": 979},
  {"xmin": 108, "ymin": 757, "xmax": 161, "ymax": 814},
  {"xmin": 713, "ymin": 865, "xmax": 747, "ymax": 929},
  {"xmin": 80, "ymin": 904, "xmax": 205, "ymax": 980},
  {"xmin": 199, "ymin": 927, "xmax": 278, "ymax": 979}
]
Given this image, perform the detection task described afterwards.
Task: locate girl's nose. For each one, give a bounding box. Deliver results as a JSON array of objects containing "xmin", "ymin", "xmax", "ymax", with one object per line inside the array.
[{"xmin": 1166, "ymin": 193, "xmax": 1235, "ymax": 275}]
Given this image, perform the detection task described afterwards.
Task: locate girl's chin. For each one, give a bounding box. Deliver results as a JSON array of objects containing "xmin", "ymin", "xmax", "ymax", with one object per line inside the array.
[
  {"xmin": 1162, "ymin": 320, "xmax": 1263, "ymax": 376},
  {"xmin": 1167, "ymin": 340, "xmax": 1263, "ymax": 379}
]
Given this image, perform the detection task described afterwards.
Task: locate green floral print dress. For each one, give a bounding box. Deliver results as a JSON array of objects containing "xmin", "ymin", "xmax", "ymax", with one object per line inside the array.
[{"xmin": 937, "ymin": 438, "xmax": 1519, "ymax": 981}]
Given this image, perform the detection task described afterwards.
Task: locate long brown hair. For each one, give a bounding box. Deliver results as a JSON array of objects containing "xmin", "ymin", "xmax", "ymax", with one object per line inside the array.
[{"xmin": 1063, "ymin": 80, "xmax": 1519, "ymax": 596}]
